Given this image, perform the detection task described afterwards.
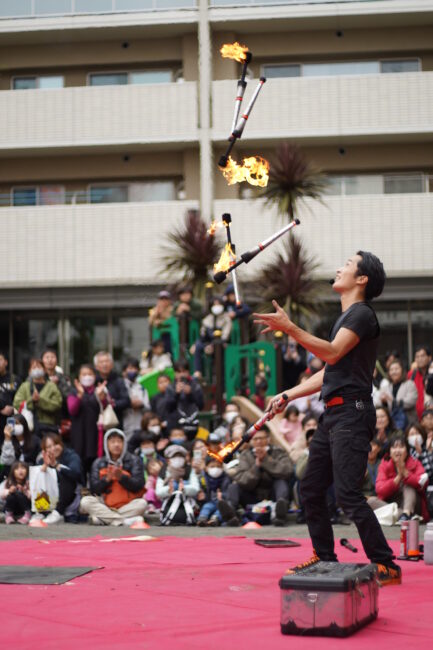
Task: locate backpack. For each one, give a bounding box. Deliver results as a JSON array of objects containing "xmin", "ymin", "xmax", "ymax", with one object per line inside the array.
[{"xmin": 160, "ymin": 490, "xmax": 196, "ymax": 526}]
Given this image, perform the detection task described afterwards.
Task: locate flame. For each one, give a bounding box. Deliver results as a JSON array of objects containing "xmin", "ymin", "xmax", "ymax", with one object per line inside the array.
[
  {"xmin": 220, "ymin": 42, "xmax": 249, "ymax": 63},
  {"xmin": 207, "ymin": 221, "xmax": 225, "ymax": 236},
  {"xmin": 207, "ymin": 440, "xmax": 240, "ymax": 463},
  {"xmin": 214, "ymin": 242, "xmax": 236, "ymax": 274},
  {"xmin": 220, "ymin": 156, "xmax": 269, "ymax": 187}
]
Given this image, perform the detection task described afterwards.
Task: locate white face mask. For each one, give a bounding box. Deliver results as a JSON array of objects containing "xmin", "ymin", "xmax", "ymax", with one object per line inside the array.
[
  {"xmin": 211, "ymin": 305, "xmax": 224, "ymax": 316},
  {"xmin": 148, "ymin": 425, "xmax": 161, "ymax": 436},
  {"xmin": 207, "ymin": 467, "xmax": 223, "ymax": 478},
  {"xmin": 13, "ymin": 424, "xmax": 24, "ymax": 436},
  {"xmin": 224, "ymin": 411, "xmax": 238, "ymax": 424},
  {"xmin": 170, "ymin": 456, "xmax": 185, "ymax": 469},
  {"xmin": 408, "ymin": 434, "xmax": 423, "ymax": 448},
  {"xmin": 140, "ymin": 447, "xmax": 154, "ymax": 456},
  {"xmin": 30, "ymin": 368, "xmax": 45, "ymax": 379},
  {"xmin": 81, "ymin": 375, "xmax": 95, "ymax": 387}
]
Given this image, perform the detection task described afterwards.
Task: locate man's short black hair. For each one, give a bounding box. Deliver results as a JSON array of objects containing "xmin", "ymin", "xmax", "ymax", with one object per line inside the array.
[
  {"xmin": 356, "ymin": 251, "xmax": 386, "ymax": 301},
  {"xmin": 415, "ymin": 344, "xmax": 431, "ymax": 356}
]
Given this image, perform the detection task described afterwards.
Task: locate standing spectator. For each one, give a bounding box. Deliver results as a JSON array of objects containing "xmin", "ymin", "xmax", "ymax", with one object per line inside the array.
[
  {"xmin": 250, "ymin": 375, "xmax": 268, "ymax": 411},
  {"xmin": 223, "ymin": 284, "xmax": 251, "ymax": 321},
  {"xmin": 192, "ymin": 297, "xmax": 232, "ymax": 377},
  {"xmin": 94, "ymin": 351, "xmax": 130, "ymax": 428},
  {"xmin": 0, "ymin": 351, "xmax": 19, "ymax": 435},
  {"xmin": 80, "ymin": 428, "xmax": 146, "ymax": 526},
  {"xmin": 0, "ymin": 461, "xmax": 31, "ymax": 525},
  {"xmin": 218, "ymin": 427, "xmax": 293, "ymax": 526},
  {"xmin": 408, "ymin": 345, "xmax": 432, "ymax": 421},
  {"xmin": 166, "ymin": 367, "xmax": 204, "ymax": 437},
  {"xmin": 42, "ymin": 348, "xmax": 72, "ymax": 411},
  {"xmin": 372, "ymin": 434, "xmax": 429, "ymax": 522},
  {"xmin": 150, "ymin": 373, "xmax": 176, "ymax": 431},
  {"xmin": 282, "ymin": 337, "xmax": 307, "ymax": 390},
  {"xmin": 122, "ymin": 358, "xmax": 150, "ymax": 441},
  {"xmin": 13, "ymin": 359, "xmax": 62, "ymax": 436},
  {"xmin": 67, "ymin": 365, "xmax": 106, "ymax": 478},
  {"xmin": 379, "ymin": 360, "xmax": 418, "ymax": 429},
  {"xmin": 174, "ymin": 285, "xmax": 203, "ymax": 322},
  {"xmin": 140, "ymin": 339, "xmax": 173, "ymax": 375},
  {"xmin": 419, "ymin": 409, "xmax": 433, "ymax": 484},
  {"xmin": 149, "ymin": 290, "xmax": 173, "ymax": 353},
  {"xmin": 0, "ymin": 414, "xmax": 40, "ymax": 481}
]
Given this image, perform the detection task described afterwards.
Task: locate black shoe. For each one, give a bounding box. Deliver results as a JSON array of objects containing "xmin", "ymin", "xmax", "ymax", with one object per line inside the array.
[
  {"xmin": 275, "ymin": 498, "xmax": 289, "ymax": 522},
  {"xmin": 295, "ymin": 512, "xmax": 307, "ymax": 524},
  {"xmin": 376, "ymin": 561, "xmax": 402, "ymax": 586},
  {"xmin": 273, "ymin": 518, "xmax": 287, "ymax": 527},
  {"xmin": 226, "ymin": 516, "xmax": 240, "ymax": 527},
  {"xmin": 218, "ymin": 499, "xmax": 237, "ymax": 522}
]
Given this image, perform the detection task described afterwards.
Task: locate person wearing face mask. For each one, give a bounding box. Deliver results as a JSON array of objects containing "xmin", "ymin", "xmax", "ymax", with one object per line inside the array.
[
  {"xmin": 371, "ymin": 433, "xmax": 430, "ymax": 523},
  {"xmin": 122, "ymin": 358, "xmax": 150, "ymax": 442},
  {"xmin": 0, "ymin": 414, "xmax": 40, "ymax": 481},
  {"xmin": 67, "ymin": 365, "xmax": 104, "ymax": 479},
  {"xmin": 405, "ymin": 423, "xmax": 426, "ymax": 460},
  {"xmin": 156, "ymin": 444, "xmax": 200, "ymax": 525},
  {"xmin": 223, "ymin": 403, "xmax": 240, "ymax": 427},
  {"xmin": 127, "ymin": 412, "xmax": 166, "ymax": 456},
  {"xmin": 192, "ymin": 297, "xmax": 232, "ymax": 377},
  {"xmin": 197, "ymin": 458, "xmax": 230, "ymax": 526},
  {"xmin": 13, "ymin": 359, "xmax": 62, "ymax": 437}
]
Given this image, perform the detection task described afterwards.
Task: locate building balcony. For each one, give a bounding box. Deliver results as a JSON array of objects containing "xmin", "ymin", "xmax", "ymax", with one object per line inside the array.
[
  {"xmin": 212, "ymin": 72, "xmax": 433, "ymax": 144},
  {"xmin": 1, "ymin": 194, "xmax": 432, "ymax": 289},
  {"xmin": 0, "ymin": 82, "xmax": 198, "ymax": 154}
]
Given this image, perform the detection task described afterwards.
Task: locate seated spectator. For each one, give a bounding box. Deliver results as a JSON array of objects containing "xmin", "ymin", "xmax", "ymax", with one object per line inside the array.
[
  {"xmin": 289, "ymin": 372, "xmax": 324, "ymax": 417},
  {"xmin": 122, "ymin": 358, "xmax": 150, "ymax": 441},
  {"xmin": 150, "ymin": 373, "xmax": 175, "ymax": 429},
  {"xmin": 282, "ymin": 337, "xmax": 307, "ymax": 390},
  {"xmin": 80, "ymin": 428, "xmax": 146, "ymax": 526},
  {"xmin": 250, "ymin": 375, "xmax": 268, "ymax": 411},
  {"xmin": 362, "ymin": 438, "xmax": 383, "ymax": 498},
  {"xmin": 42, "ymin": 348, "xmax": 72, "ymax": 413},
  {"xmin": 217, "ymin": 427, "xmax": 293, "ymax": 526},
  {"xmin": 222, "ymin": 402, "xmax": 240, "ymax": 428},
  {"xmin": 167, "ymin": 427, "xmax": 189, "ymax": 447},
  {"xmin": 419, "ymin": 409, "xmax": 433, "ymax": 484},
  {"xmin": 0, "ymin": 350, "xmax": 19, "ymax": 434},
  {"xmin": 33, "ymin": 433, "xmax": 83, "ymax": 524},
  {"xmin": 279, "ymin": 405, "xmax": 302, "ymax": 444},
  {"xmin": 144, "ymin": 457, "xmax": 163, "ymax": 513},
  {"xmin": 174, "ymin": 285, "xmax": 203, "ymax": 322},
  {"xmin": 192, "ymin": 297, "xmax": 232, "ymax": 377},
  {"xmin": 197, "ymin": 457, "xmax": 230, "ymax": 527},
  {"xmin": 0, "ymin": 413, "xmax": 40, "ymax": 481},
  {"xmin": 149, "ymin": 290, "xmax": 173, "ymax": 353},
  {"xmin": 127, "ymin": 412, "xmax": 165, "ymax": 455},
  {"xmin": 425, "ymin": 360, "xmax": 433, "ymax": 408},
  {"xmin": 405, "ymin": 422, "xmax": 426, "ymax": 459},
  {"xmin": 293, "ymin": 427, "xmax": 316, "ymax": 523},
  {"xmin": 288, "ymin": 412, "xmax": 318, "ymax": 465},
  {"xmin": 222, "ymin": 284, "xmax": 251, "ymax": 321},
  {"xmin": 94, "ymin": 351, "xmax": 131, "ymax": 428},
  {"xmin": 370, "ymin": 433, "xmax": 429, "ymax": 522},
  {"xmin": 0, "ymin": 461, "xmax": 31, "ymax": 525},
  {"xmin": 68, "ymin": 364, "xmax": 106, "ymax": 478},
  {"xmin": 408, "ymin": 345, "xmax": 432, "ymax": 421},
  {"xmin": 156, "ymin": 444, "xmax": 200, "ymax": 525},
  {"xmin": 166, "ymin": 367, "xmax": 203, "ymax": 437},
  {"xmin": 374, "ymin": 406, "xmax": 396, "ymax": 457},
  {"xmin": 140, "ymin": 339, "xmax": 173, "ymax": 375},
  {"xmin": 191, "ymin": 438, "xmax": 208, "ymax": 478},
  {"xmin": 379, "ymin": 360, "xmax": 418, "ymax": 429},
  {"xmin": 13, "ymin": 359, "xmax": 62, "ymax": 437}
]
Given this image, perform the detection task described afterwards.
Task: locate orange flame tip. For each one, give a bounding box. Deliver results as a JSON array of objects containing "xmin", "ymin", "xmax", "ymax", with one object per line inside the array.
[
  {"xmin": 219, "ymin": 156, "xmax": 269, "ymax": 187},
  {"xmin": 214, "ymin": 242, "xmax": 236, "ymax": 274},
  {"xmin": 207, "ymin": 440, "xmax": 239, "ymax": 463},
  {"xmin": 207, "ymin": 221, "xmax": 225, "ymax": 236},
  {"xmin": 220, "ymin": 42, "xmax": 249, "ymax": 63}
]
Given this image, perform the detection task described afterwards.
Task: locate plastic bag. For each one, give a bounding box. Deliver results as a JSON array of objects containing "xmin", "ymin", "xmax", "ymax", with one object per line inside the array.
[
  {"xmin": 20, "ymin": 401, "xmax": 34, "ymax": 432},
  {"xmin": 29, "ymin": 465, "xmax": 59, "ymax": 513},
  {"xmin": 373, "ymin": 501, "xmax": 398, "ymax": 526}
]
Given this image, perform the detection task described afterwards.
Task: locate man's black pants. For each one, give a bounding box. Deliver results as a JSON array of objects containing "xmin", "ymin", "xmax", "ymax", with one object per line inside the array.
[{"xmin": 300, "ymin": 400, "xmax": 394, "ymax": 564}]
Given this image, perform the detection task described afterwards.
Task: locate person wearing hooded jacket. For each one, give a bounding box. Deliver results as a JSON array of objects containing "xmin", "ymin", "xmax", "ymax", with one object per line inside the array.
[{"xmin": 80, "ymin": 428, "xmax": 147, "ymax": 526}]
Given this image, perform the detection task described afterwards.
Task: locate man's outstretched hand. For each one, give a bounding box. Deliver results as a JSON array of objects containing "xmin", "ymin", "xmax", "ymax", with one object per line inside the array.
[{"xmin": 253, "ymin": 300, "xmax": 294, "ymax": 336}]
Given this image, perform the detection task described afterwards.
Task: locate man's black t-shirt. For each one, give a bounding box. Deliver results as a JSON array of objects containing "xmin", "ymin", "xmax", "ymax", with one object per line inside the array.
[{"xmin": 321, "ymin": 302, "xmax": 380, "ymax": 402}]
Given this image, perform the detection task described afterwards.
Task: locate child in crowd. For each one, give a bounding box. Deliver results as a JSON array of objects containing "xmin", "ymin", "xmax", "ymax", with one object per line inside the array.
[
  {"xmin": 0, "ymin": 461, "xmax": 31, "ymax": 524},
  {"xmin": 156, "ymin": 445, "xmax": 200, "ymax": 525},
  {"xmin": 145, "ymin": 458, "xmax": 163, "ymax": 513},
  {"xmin": 197, "ymin": 457, "xmax": 230, "ymax": 526},
  {"xmin": 279, "ymin": 405, "xmax": 302, "ymax": 444},
  {"xmin": 140, "ymin": 339, "xmax": 173, "ymax": 375}
]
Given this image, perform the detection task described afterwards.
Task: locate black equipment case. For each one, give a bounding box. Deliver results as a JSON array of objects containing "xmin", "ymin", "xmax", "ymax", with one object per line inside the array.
[{"xmin": 279, "ymin": 561, "xmax": 379, "ymax": 637}]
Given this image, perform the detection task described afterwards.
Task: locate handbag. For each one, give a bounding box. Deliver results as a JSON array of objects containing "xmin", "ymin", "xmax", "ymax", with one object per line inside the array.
[
  {"xmin": 29, "ymin": 465, "xmax": 59, "ymax": 513},
  {"xmin": 96, "ymin": 400, "xmax": 119, "ymax": 430}
]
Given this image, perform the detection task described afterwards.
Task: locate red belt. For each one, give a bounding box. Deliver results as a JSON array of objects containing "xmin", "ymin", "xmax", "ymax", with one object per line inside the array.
[{"xmin": 325, "ymin": 396, "xmax": 345, "ymax": 408}]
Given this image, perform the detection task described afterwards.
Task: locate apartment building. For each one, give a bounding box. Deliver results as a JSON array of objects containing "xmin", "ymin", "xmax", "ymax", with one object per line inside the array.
[{"xmin": 0, "ymin": 0, "xmax": 432, "ymax": 375}]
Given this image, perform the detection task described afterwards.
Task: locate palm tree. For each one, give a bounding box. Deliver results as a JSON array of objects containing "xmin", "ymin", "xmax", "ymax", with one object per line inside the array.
[
  {"xmin": 161, "ymin": 209, "xmax": 221, "ymax": 297},
  {"xmin": 255, "ymin": 233, "xmax": 325, "ymax": 325},
  {"xmin": 263, "ymin": 142, "xmax": 327, "ymax": 221}
]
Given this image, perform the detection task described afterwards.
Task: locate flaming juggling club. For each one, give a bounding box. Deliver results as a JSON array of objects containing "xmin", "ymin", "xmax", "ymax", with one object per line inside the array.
[
  {"xmin": 213, "ymin": 218, "xmax": 300, "ymax": 284},
  {"xmin": 222, "ymin": 213, "xmax": 241, "ymax": 305},
  {"xmin": 231, "ymin": 51, "xmax": 252, "ymax": 134},
  {"xmin": 208, "ymin": 394, "xmax": 289, "ymax": 464}
]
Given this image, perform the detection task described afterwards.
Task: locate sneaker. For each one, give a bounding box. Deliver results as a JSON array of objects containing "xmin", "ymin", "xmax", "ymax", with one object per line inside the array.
[
  {"xmin": 275, "ymin": 498, "xmax": 289, "ymax": 522},
  {"xmin": 398, "ymin": 513, "xmax": 410, "ymax": 523},
  {"xmin": 218, "ymin": 499, "xmax": 238, "ymax": 523},
  {"xmin": 208, "ymin": 515, "xmax": 220, "ymax": 527},
  {"xmin": 225, "ymin": 516, "xmax": 240, "ymax": 527},
  {"xmin": 285, "ymin": 550, "xmax": 320, "ymax": 575},
  {"xmin": 5, "ymin": 512, "xmax": 15, "ymax": 525},
  {"xmin": 30, "ymin": 512, "xmax": 45, "ymax": 523},
  {"xmin": 17, "ymin": 511, "xmax": 31, "ymax": 525},
  {"xmin": 376, "ymin": 562, "xmax": 402, "ymax": 586},
  {"xmin": 197, "ymin": 518, "xmax": 208, "ymax": 527},
  {"xmin": 89, "ymin": 515, "xmax": 105, "ymax": 526},
  {"xmin": 122, "ymin": 516, "xmax": 143, "ymax": 527},
  {"xmin": 44, "ymin": 510, "xmax": 64, "ymax": 525}
]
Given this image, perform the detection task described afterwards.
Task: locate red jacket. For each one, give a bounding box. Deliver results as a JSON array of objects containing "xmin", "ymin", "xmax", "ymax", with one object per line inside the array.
[
  {"xmin": 407, "ymin": 368, "xmax": 425, "ymax": 421},
  {"xmin": 376, "ymin": 455, "xmax": 430, "ymax": 522}
]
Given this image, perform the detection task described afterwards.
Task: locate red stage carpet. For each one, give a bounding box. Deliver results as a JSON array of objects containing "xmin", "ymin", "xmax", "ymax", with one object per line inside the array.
[{"xmin": 1, "ymin": 536, "xmax": 431, "ymax": 649}]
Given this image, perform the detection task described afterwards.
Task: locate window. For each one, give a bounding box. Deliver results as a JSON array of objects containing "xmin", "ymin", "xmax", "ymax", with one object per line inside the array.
[
  {"xmin": 89, "ymin": 73, "xmax": 128, "ymax": 86},
  {"xmin": 261, "ymin": 59, "xmax": 420, "ymax": 79},
  {"xmin": 13, "ymin": 75, "xmax": 64, "ymax": 90},
  {"xmin": 11, "ymin": 186, "xmax": 65, "ymax": 206},
  {"xmin": 381, "ymin": 60, "xmax": 420, "ymax": 74},
  {"xmin": 130, "ymin": 70, "xmax": 173, "ymax": 84},
  {"xmin": 89, "ymin": 185, "xmax": 129, "ymax": 204},
  {"xmin": 326, "ymin": 174, "xmax": 426, "ymax": 196},
  {"xmin": 12, "ymin": 188, "xmax": 37, "ymax": 206},
  {"xmin": 303, "ymin": 61, "xmax": 379, "ymax": 77},
  {"xmin": 129, "ymin": 181, "xmax": 176, "ymax": 202},
  {"xmin": 89, "ymin": 70, "xmax": 173, "ymax": 86},
  {"xmin": 262, "ymin": 64, "xmax": 300, "ymax": 79},
  {"xmin": 384, "ymin": 174, "xmax": 424, "ymax": 194}
]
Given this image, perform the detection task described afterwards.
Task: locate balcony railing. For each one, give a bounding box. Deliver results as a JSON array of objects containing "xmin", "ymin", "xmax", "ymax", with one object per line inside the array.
[
  {"xmin": 0, "ymin": 194, "xmax": 431, "ymax": 288},
  {"xmin": 212, "ymin": 72, "xmax": 433, "ymax": 141},
  {"xmin": 0, "ymin": 82, "xmax": 198, "ymax": 151},
  {"xmin": 0, "ymin": 0, "xmax": 197, "ymax": 19}
]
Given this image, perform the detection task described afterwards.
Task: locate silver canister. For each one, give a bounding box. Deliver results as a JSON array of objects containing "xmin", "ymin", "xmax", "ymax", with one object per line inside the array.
[{"xmin": 407, "ymin": 519, "xmax": 420, "ymax": 558}]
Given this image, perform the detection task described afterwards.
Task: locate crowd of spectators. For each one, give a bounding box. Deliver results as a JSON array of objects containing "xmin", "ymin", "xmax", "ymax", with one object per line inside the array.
[{"xmin": 0, "ymin": 286, "xmax": 432, "ymax": 529}]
